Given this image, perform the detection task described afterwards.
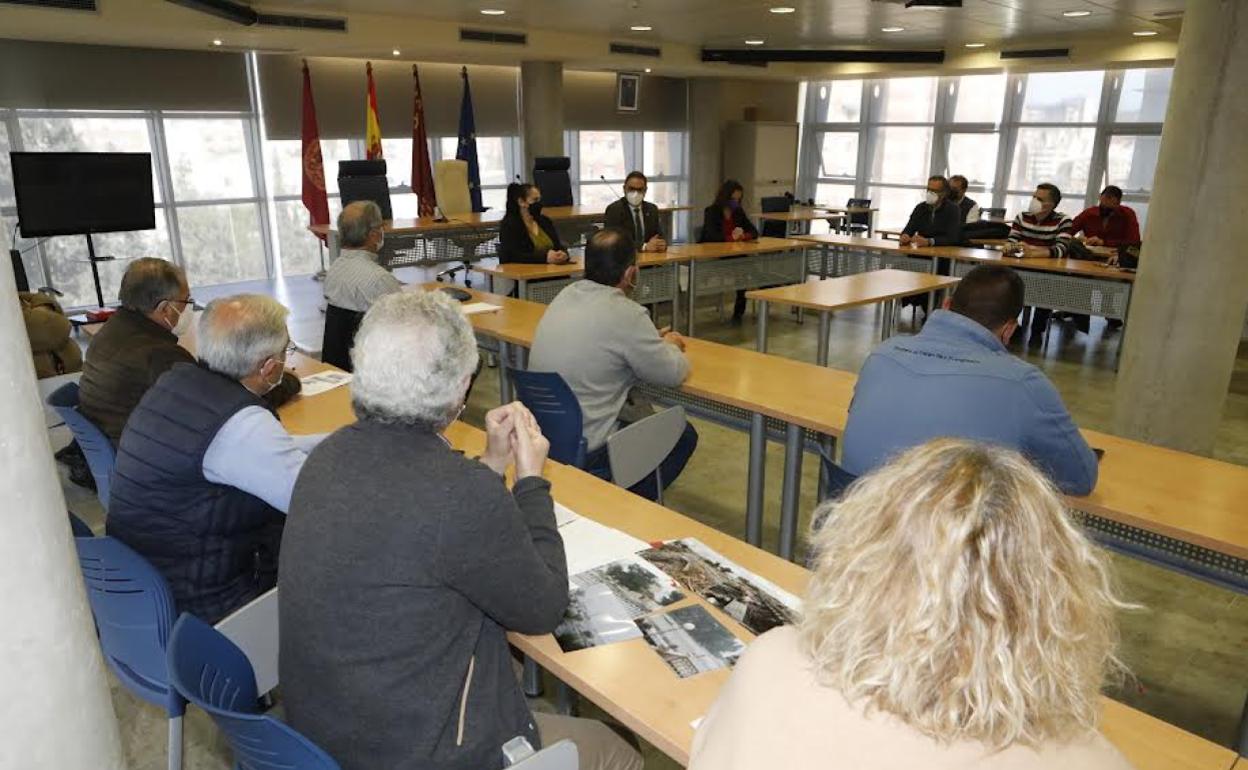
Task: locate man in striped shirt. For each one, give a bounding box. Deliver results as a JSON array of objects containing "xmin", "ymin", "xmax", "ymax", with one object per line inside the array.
[
  {"xmin": 1008, "ymin": 182, "xmax": 1073, "ymax": 343},
  {"xmin": 324, "ymin": 201, "xmax": 403, "ymax": 313}
]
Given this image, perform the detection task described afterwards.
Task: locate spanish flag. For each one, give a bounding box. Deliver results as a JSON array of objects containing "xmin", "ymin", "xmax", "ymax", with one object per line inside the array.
[{"xmin": 365, "ymin": 62, "xmax": 383, "ymax": 160}]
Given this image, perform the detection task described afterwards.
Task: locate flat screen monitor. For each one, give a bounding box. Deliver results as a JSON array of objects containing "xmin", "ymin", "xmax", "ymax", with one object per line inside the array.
[{"xmin": 11, "ymin": 152, "xmax": 156, "ymax": 237}]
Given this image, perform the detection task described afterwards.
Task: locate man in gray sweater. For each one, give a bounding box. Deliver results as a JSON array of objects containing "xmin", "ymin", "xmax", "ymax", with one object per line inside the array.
[
  {"xmin": 280, "ymin": 291, "xmax": 641, "ymax": 770},
  {"xmin": 530, "ymin": 227, "xmax": 697, "ymax": 500}
]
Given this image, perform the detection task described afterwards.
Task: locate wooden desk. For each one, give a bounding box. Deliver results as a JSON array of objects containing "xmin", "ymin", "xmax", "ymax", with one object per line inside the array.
[
  {"xmin": 793, "ymin": 232, "xmax": 942, "ymax": 278},
  {"xmin": 275, "ymin": 364, "xmax": 1228, "ymax": 770},
  {"xmin": 875, "ymin": 227, "xmax": 903, "ymax": 240},
  {"xmin": 419, "ymin": 283, "xmax": 851, "ymax": 558},
  {"xmin": 755, "ymin": 209, "xmax": 845, "ymax": 238},
  {"xmin": 746, "ymin": 270, "xmax": 961, "ymax": 363},
  {"xmin": 666, "ymin": 237, "xmax": 809, "ymax": 337},
  {"xmin": 970, "ymin": 237, "xmax": 1119, "ymax": 260},
  {"xmin": 473, "ymin": 251, "xmax": 684, "ymax": 317},
  {"xmin": 420, "ymin": 284, "xmax": 1248, "ymax": 572},
  {"xmin": 309, "ymin": 204, "xmax": 693, "ymax": 266},
  {"xmin": 812, "ymin": 205, "xmax": 880, "ymax": 236}
]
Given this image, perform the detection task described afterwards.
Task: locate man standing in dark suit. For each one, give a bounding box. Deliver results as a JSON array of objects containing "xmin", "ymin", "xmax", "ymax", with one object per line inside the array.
[{"xmin": 603, "ymin": 171, "xmax": 668, "ymax": 252}]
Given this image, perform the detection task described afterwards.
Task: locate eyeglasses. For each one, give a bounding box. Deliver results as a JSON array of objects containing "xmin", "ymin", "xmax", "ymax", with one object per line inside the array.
[
  {"xmin": 168, "ymin": 297, "xmax": 195, "ymax": 306},
  {"xmin": 284, "ymin": 341, "xmax": 298, "ymax": 357}
]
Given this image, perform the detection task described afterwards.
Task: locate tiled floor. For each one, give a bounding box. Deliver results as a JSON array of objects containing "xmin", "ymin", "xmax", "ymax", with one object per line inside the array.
[{"xmin": 64, "ymin": 268, "xmax": 1248, "ymax": 768}]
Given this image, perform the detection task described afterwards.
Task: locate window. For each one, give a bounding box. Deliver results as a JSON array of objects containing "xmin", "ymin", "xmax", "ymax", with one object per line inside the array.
[
  {"xmin": 436, "ymin": 135, "xmax": 519, "ymax": 212},
  {"xmin": 815, "ymin": 80, "xmax": 862, "ymax": 123},
  {"xmin": 868, "ymin": 186, "xmax": 924, "ymax": 232},
  {"xmin": 1020, "ymin": 71, "xmax": 1103, "ymax": 123},
  {"xmin": 1116, "ymin": 68, "xmax": 1173, "ymax": 123},
  {"xmin": 262, "ymin": 137, "xmax": 350, "ymax": 277},
  {"xmin": 577, "ymin": 130, "xmax": 628, "ymax": 204},
  {"xmin": 0, "ymin": 120, "xmax": 13, "ymax": 209},
  {"xmin": 1106, "ymin": 135, "xmax": 1161, "ymax": 194},
  {"xmin": 877, "ymin": 77, "xmax": 937, "ymax": 123},
  {"xmin": 643, "ymin": 131, "xmax": 684, "ymax": 179},
  {"xmin": 945, "ymin": 133, "xmax": 998, "ymax": 190},
  {"xmin": 868, "ymin": 127, "xmax": 933, "ymax": 186},
  {"xmin": 817, "ymin": 132, "xmax": 858, "ymax": 179},
  {"xmin": 951, "ymin": 74, "xmax": 1006, "ymax": 124},
  {"xmin": 163, "ymin": 118, "xmax": 254, "ymax": 201},
  {"xmin": 1009, "ymin": 127, "xmax": 1096, "ymax": 197}
]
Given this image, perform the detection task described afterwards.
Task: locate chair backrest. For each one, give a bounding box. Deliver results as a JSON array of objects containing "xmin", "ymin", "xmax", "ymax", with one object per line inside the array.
[
  {"xmin": 75, "ymin": 536, "xmax": 181, "ymax": 714},
  {"xmin": 434, "ymin": 160, "xmax": 473, "ymax": 217},
  {"xmin": 981, "ymin": 207, "xmax": 1007, "ymax": 222},
  {"xmin": 508, "ymin": 369, "xmax": 587, "ymax": 468},
  {"xmin": 606, "ymin": 406, "xmax": 687, "ymax": 490},
  {"xmin": 533, "ymin": 156, "xmax": 573, "ymax": 207},
  {"xmin": 321, "ymin": 304, "xmax": 365, "ymax": 372},
  {"xmin": 46, "ymin": 381, "xmax": 116, "ymax": 511},
  {"xmin": 846, "ymin": 198, "xmax": 872, "ymax": 227},
  {"xmin": 817, "ymin": 452, "xmax": 859, "ymax": 503},
  {"xmin": 69, "ymin": 510, "xmax": 94, "ymax": 537},
  {"xmin": 759, "ymin": 195, "xmax": 790, "ymax": 238},
  {"xmin": 510, "ymin": 740, "xmax": 578, "ymax": 769},
  {"xmin": 167, "ymin": 614, "xmax": 342, "ymax": 770}
]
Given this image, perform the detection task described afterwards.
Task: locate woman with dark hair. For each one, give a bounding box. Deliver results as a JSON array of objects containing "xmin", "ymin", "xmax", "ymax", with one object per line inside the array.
[
  {"xmin": 498, "ymin": 182, "xmax": 570, "ymax": 265},
  {"xmin": 699, "ymin": 179, "xmax": 759, "ymax": 322}
]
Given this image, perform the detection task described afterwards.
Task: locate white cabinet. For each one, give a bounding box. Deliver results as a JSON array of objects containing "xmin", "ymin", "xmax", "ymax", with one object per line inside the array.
[{"xmin": 722, "ymin": 121, "xmax": 799, "ymax": 215}]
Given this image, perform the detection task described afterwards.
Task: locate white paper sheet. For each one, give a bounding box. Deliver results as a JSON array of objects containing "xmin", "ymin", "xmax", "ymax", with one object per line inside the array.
[
  {"xmin": 461, "ymin": 302, "xmax": 502, "ymax": 316},
  {"xmin": 300, "ymin": 370, "xmax": 353, "ymax": 397},
  {"xmin": 558, "ymin": 510, "xmax": 650, "ymax": 577}
]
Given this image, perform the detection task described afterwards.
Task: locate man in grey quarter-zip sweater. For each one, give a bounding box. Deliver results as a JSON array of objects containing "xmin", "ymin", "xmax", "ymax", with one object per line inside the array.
[{"xmin": 279, "ymin": 291, "xmax": 641, "ymax": 770}]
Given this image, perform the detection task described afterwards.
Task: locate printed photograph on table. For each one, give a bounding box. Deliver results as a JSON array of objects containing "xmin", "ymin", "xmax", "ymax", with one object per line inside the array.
[
  {"xmin": 639, "ymin": 538, "xmax": 800, "ymax": 636},
  {"xmin": 554, "ymin": 556, "xmax": 685, "ymax": 653},
  {"xmin": 636, "ymin": 605, "xmax": 744, "ymax": 678}
]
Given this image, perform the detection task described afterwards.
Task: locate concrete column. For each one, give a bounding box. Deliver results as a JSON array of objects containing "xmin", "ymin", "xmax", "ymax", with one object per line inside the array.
[
  {"xmin": 1112, "ymin": 0, "xmax": 1248, "ymax": 454},
  {"xmin": 520, "ymin": 61, "xmax": 564, "ymax": 181},
  {"xmin": 687, "ymin": 78, "xmax": 726, "ymax": 241},
  {"xmin": 0, "ymin": 265, "xmax": 125, "ymax": 767}
]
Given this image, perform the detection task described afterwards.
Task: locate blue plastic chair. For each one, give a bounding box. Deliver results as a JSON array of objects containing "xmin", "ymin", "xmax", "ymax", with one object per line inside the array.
[
  {"xmin": 75, "ymin": 536, "xmax": 185, "ymax": 770},
  {"xmin": 46, "ymin": 381, "xmax": 116, "ymax": 511},
  {"xmin": 509, "ymin": 369, "xmax": 588, "ymax": 468},
  {"xmin": 68, "ymin": 511, "xmax": 94, "ymax": 537},
  {"xmin": 167, "ymin": 614, "xmax": 342, "ymax": 770}
]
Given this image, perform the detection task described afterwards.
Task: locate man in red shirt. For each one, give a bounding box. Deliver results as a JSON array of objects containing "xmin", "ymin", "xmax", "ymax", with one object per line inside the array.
[{"xmin": 1070, "ymin": 185, "xmax": 1142, "ymax": 247}]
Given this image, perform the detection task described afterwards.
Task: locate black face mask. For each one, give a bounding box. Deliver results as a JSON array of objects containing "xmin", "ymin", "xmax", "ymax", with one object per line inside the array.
[
  {"xmin": 1099, "ymin": 205, "xmax": 1114, "ymax": 217},
  {"xmin": 528, "ymin": 201, "xmax": 543, "ymax": 218}
]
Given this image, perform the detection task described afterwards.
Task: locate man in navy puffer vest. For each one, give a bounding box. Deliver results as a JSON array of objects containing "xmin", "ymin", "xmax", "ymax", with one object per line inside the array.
[{"xmin": 108, "ymin": 294, "xmax": 325, "ymax": 623}]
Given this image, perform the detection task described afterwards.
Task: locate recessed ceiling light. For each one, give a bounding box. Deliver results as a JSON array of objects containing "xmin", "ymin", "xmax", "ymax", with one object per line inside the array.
[
  {"xmin": 1133, "ymin": 30, "xmax": 1158, "ymax": 36},
  {"xmin": 881, "ymin": 26, "xmax": 905, "ymax": 33},
  {"xmin": 480, "ymin": 8, "xmax": 506, "ymax": 15},
  {"xmin": 1062, "ymin": 10, "xmax": 1092, "ymax": 17},
  {"xmin": 392, "ymin": 49, "xmax": 401, "ymax": 56},
  {"xmin": 644, "ymin": 67, "xmax": 652, "ymax": 73},
  {"xmin": 744, "ymin": 38, "xmax": 766, "ymax": 45},
  {"xmin": 212, "ymin": 39, "xmax": 223, "ymax": 46},
  {"xmin": 769, "ymin": 6, "xmax": 796, "ymax": 14},
  {"xmin": 964, "ymin": 42, "xmax": 986, "ymax": 48},
  {"xmin": 630, "ymin": 25, "xmax": 652, "ymax": 31}
]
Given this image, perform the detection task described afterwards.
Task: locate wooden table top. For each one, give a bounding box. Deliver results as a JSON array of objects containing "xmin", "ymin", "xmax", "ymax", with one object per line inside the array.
[
  {"xmin": 813, "ymin": 205, "xmax": 879, "ymax": 214},
  {"xmin": 429, "ymin": 285, "xmax": 1248, "ymax": 560},
  {"xmin": 745, "ymin": 269, "xmax": 960, "ymax": 312},
  {"xmin": 308, "ymin": 204, "xmax": 694, "ymax": 237},
  {"xmin": 273, "ymin": 359, "xmax": 1234, "ymax": 770},
  {"xmin": 970, "ymin": 237, "xmax": 1118, "ymax": 258},
  {"xmin": 665, "ymin": 236, "xmax": 808, "ymax": 260},
  {"xmin": 474, "ymin": 251, "xmax": 683, "ymax": 280},
  {"xmin": 792, "ymin": 232, "xmax": 926, "ymax": 254},
  {"xmin": 931, "ymin": 246, "xmax": 1136, "ymax": 282}
]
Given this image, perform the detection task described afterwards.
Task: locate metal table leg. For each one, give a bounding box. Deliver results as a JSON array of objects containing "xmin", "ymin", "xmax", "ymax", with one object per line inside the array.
[
  {"xmin": 522, "ymin": 657, "xmax": 543, "ymax": 697},
  {"xmin": 816, "ymin": 311, "xmax": 831, "ymax": 367},
  {"xmin": 670, "ymin": 262, "xmax": 681, "ymax": 331},
  {"xmin": 516, "ymin": 346, "xmax": 529, "ymax": 369},
  {"xmin": 755, "ymin": 300, "xmax": 770, "ymax": 353},
  {"xmin": 778, "ymin": 422, "xmax": 804, "ymax": 561},
  {"xmin": 746, "ymin": 413, "xmax": 767, "ymax": 547},
  {"xmin": 497, "ymin": 340, "xmax": 513, "ymax": 403},
  {"xmin": 686, "ymin": 261, "xmax": 698, "ymax": 337},
  {"xmin": 881, "ymin": 298, "xmax": 897, "ymax": 340},
  {"xmin": 519, "ymin": 278, "xmax": 528, "ymax": 301}
]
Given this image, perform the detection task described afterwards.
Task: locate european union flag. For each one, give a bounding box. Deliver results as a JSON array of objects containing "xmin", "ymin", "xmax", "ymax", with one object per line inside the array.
[{"xmin": 456, "ymin": 66, "xmax": 484, "ymax": 212}]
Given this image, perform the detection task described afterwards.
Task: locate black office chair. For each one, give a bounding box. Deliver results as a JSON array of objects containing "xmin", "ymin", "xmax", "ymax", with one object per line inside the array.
[
  {"xmin": 532, "ymin": 157, "xmax": 573, "ymax": 207},
  {"xmin": 321, "ymin": 305, "xmax": 364, "ymax": 373},
  {"xmin": 843, "ymin": 198, "xmax": 872, "ymax": 235},
  {"xmin": 759, "ymin": 195, "xmax": 790, "ymax": 238},
  {"xmin": 980, "ymin": 207, "xmax": 1007, "ymax": 222}
]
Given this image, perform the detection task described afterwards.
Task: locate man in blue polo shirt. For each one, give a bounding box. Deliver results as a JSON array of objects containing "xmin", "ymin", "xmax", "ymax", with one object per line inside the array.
[{"xmin": 841, "ymin": 264, "xmax": 1098, "ymax": 495}]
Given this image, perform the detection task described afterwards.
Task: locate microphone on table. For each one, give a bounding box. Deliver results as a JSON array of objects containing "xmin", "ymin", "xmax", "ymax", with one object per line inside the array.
[{"xmin": 599, "ymin": 175, "xmax": 622, "ymax": 202}]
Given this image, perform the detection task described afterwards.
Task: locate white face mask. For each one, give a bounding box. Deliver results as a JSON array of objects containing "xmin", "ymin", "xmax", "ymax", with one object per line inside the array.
[
  {"xmin": 1028, "ymin": 196, "xmax": 1046, "ymax": 215},
  {"xmin": 625, "ymin": 190, "xmax": 645, "ymax": 207},
  {"xmin": 376, "ymin": 230, "xmax": 385, "ymax": 250},
  {"xmin": 169, "ymin": 303, "xmax": 193, "ymax": 337},
  {"xmin": 925, "ymin": 191, "xmax": 939, "ymax": 206}
]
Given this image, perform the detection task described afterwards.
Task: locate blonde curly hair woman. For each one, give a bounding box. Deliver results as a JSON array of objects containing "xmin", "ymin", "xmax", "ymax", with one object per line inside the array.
[{"xmin": 690, "ymin": 439, "xmax": 1133, "ymax": 770}]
